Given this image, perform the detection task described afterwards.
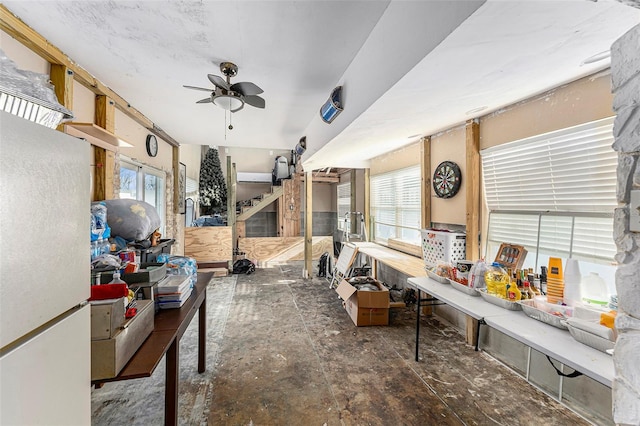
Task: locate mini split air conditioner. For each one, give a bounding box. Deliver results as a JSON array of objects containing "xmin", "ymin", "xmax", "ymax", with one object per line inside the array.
[{"xmin": 236, "ymin": 172, "xmax": 272, "ymax": 183}]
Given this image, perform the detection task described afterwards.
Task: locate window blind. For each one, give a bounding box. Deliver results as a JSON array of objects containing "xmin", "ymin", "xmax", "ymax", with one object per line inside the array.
[
  {"xmin": 371, "ymin": 165, "xmax": 421, "ymax": 244},
  {"xmin": 337, "ymin": 182, "xmax": 350, "ymax": 230},
  {"xmin": 482, "ymin": 117, "xmax": 617, "ymax": 212},
  {"xmin": 186, "ymin": 177, "xmax": 198, "ymax": 197},
  {"xmin": 482, "ymin": 117, "xmax": 617, "ymax": 266}
]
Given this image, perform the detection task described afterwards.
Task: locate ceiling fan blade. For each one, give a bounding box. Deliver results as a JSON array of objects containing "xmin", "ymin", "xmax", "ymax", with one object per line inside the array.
[
  {"xmin": 244, "ymin": 95, "xmax": 265, "ymax": 109},
  {"xmin": 183, "ymin": 85, "xmax": 213, "ymax": 92},
  {"xmin": 230, "ymin": 81, "xmax": 264, "ymax": 96},
  {"xmin": 196, "ymin": 97, "xmax": 212, "ymax": 104},
  {"xmin": 207, "ymin": 74, "xmax": 230, "ymax": 90}
]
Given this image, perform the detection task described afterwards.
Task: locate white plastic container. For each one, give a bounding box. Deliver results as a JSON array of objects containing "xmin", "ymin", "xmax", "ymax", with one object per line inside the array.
[
  {"xmin": 581, "ymin": 272, "xmax": 609, "ymax": 306},
  {"xmin": 563, "ymin": 258, "xmax": 582, "ymax": 307}
]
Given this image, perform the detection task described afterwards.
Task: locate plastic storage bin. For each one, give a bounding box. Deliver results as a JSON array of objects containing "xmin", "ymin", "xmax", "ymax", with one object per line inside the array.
[
  {"xmin": 420, "ymin": 229, "xmax": 466, "ymax": 268},
  {"xmin": 139, "ymin": 238, "xmax": 175, "ymax": 263}
]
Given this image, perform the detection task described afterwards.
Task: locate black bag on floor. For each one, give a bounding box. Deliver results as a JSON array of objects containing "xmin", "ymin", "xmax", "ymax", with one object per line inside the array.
[
  {"xmin": 318, "ymin": 252, "xmax": 329, "ymax": 277},
  {"xmin": 233, "ymin": 259, "xmax": 255, "ymax": 275}
]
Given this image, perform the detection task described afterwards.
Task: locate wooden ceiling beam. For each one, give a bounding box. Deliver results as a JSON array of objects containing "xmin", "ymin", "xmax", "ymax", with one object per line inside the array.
[
  {"xmin": 0, "ymin": 5, "xmax": 180, "ymax": 147},
  {"xmin": 296, "ymin": 172, "xmax": 339, "ymax": 183}
]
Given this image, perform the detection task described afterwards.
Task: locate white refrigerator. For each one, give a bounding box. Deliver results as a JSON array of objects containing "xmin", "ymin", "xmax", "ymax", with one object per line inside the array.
[{"xmin": 0, "ymin": 111, "xmax": 91, "ymax": 425}]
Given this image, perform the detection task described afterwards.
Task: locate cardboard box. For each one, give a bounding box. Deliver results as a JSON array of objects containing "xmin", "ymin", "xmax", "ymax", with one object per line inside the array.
[
  {"xmin": 90, "ymin": 297, "xmax": 126, "ymax": 340},
  {"xmin": 336, "ymin": 279, "xmax": 390, "ymax": 326},
  {"xmin": 91, "ymin": 299, "xmax": 154, "ymax": 381}
]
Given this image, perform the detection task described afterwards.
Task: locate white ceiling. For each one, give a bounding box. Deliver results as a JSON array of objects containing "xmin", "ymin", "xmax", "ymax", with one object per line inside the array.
[{"xmin": 2, "ymin": 1, "xmax": 639, "ymax": 170}]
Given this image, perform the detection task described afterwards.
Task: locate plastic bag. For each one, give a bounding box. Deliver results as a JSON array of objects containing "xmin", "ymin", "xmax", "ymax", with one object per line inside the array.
[
  {"xmin": 91, "ymin": 201, "xmax": 111, "ymax": 241},
  {"xmin": 469, "ymin": 260, "xmax": 488, "ymax": 289},
  {"xmin": 157, "ymin": 254, "xmax": 198, "ymax": 285},
  {"xmin": 233, "ymin": 259, "xmax": 255, "ymax": 275}
]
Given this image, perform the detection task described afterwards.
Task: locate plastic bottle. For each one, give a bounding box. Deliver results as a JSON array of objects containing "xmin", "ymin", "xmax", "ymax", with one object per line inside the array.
[
  {"xmin": 581, "ymin": 272, "xmax": 609, "ymax": 306},
  {"xmin": 523, "ymin": 281, "xmax": 535, "ymax": 300},
  {"xmin": 484, "ymin": 263, "xmax": 508, "ymax": 297},
  {"xmin": 91, "ymin": 240, "xmax": 99, "ymax": 260},
  {"xmin": 506, "ymin": 280, "xmax": 521, "ymax": 301},
  {"xmin": 102, "ymin": 238, "xmax": 111, "ymax": 255},
  {"xmin": 109, "ymin": 271, "xmax": 127, "ymax": 285}
]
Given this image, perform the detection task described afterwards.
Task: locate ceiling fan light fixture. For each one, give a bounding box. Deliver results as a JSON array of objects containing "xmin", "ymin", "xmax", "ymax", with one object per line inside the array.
[{"xmin": 213, "ymin": 94, "xmax": 244, "ymax": 112}]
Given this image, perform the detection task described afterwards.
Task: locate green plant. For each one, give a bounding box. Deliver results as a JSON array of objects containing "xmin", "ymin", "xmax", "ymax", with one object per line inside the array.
[{"xmin": 199, "ymin": 147, "xmax": 227, "ymax": 215}]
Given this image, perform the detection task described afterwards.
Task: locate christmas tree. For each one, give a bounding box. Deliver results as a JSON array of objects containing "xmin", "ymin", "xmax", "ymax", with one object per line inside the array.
[{"xmin": 199, "ymin": 147, "xmax": 227, "ymax": 215}]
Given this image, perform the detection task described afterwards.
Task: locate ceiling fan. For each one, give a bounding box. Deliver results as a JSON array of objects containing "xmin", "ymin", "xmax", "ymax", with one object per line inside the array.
[{"xmin": 184, "ymin": 62, "xmax": 265, "ymax": 113}]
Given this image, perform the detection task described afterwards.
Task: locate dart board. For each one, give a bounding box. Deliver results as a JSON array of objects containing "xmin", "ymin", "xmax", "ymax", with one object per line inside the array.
[{"xmin": 433, "ymin": 161, "xmax": 462, "ymax": 199}]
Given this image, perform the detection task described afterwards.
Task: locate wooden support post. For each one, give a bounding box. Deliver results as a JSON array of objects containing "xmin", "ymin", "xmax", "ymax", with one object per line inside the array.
[
  {"xmin": 227, "ymin": 157, "xmax": 237, "ymax": 251},
  {"xmin": 236, "ymin": 221, "xmax": 246, "ymax": 240},
  {"xmin": 93, "ymin": 148, "xmax": 106, "ymax": 202},
  {"xmin": 466, "ymin": 316, "xmax": 480, "ymax": 347},
  {"xmin": 95, "ymin": 95, "xmax": 115, "ymax": 133},
  {"xmin": 50, "ymin": 64, "xmax": 73, "ymax": 131},
  {"xmin": 350, "ymin": 169, "xmax": 357, "ymax": 235},
  {"xmin": 364, "ymin": 168, "xmax": 370, "ymax": 241},
  {"xmin": 226, "ymin": 155, "xmax": 232, "ymax": 221},
  {"xmin": 279, "ymin": 178, "xmax": 301, "ymax": 237},
  {"xmin": 465, "ymin": 120, "xmax": 480, "ymax": 260},
  {"xmin": 420, "ymin": 137, "xmax": 433, "ymax": 316},
  {"xmin": 93, "ymin": 95, "xmax": 116, "ymax": 201},
  {"xmin": 304, "ymin": 171, "xmax": 313, "ymax": 278},
  {"xmin": 420, "ymin": 136, "xmax": 432, "ymax": 229},
  {"xmin": 172, "ymin": 145, "xmax": 180, "ymax": 214},
  {"xmin": 277, "ymin": 188, "xmax": 284, "ymax": 237}
]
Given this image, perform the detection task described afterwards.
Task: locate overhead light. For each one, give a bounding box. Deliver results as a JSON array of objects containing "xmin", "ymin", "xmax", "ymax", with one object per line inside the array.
[
  {"xmin": 465, "ymin": 106, "xmax": 488, "ymax": 115},
  {"xmin": 212, "ymin": 94, "xmax": 244, "ymax": 112},
  {"xmin": 581, "ymin": 50, "xmax": 610, "ymax": 66},
  {"xmin": 295, "ymin": 136, "xmax": 307, "ymax": 156},
  {"xmin": 320, "ymin": 86, "xmax": 343, "ymax": 124}
]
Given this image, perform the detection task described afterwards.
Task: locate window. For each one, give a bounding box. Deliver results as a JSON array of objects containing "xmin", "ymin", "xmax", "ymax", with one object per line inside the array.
[
  {"xmin": 337, "ymin": 182, "xmax": 351, "ymax": 231},
  {"xmin": 185, "ymin": 177, "xmax": 198, "ymax": 226},
  {"xmin": 481, "ymin": 117, "xmax": 617, "ymax": 284},
  {"xmin": 371, "ymin": 165, "xmax": 421, "ymax": 245},
  {"xmin": 120, "ymin": 159, "xmax": 166, "ymax": 234}
]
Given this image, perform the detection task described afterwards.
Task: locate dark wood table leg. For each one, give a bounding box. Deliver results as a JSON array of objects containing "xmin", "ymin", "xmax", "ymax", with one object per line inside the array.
[
  {"xmin": 165, "ymin": 339, "xmax": 179, "ymax": 426},
  {"xmin": 198, "ymin": 292, "xmax": 207, "ymax": 373}
]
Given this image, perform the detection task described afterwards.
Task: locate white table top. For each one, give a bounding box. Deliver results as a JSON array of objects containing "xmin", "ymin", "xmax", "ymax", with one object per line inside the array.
[
  {"xmin": 484, "ymin": 311, "xmax": 614, "ymax": 387},
  {"xmin": 407, "ymin": 276, "xmax": 614, "ymax": 388},
  {"xmin": 407, "ymin": 277, "xmax": 507, "ymax": 319}
]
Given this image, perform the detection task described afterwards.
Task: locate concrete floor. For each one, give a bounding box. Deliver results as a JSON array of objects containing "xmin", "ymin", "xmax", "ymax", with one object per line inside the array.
[{"xmin": 92, "ymin": 261, "xmax": 592, "ymax": 425}]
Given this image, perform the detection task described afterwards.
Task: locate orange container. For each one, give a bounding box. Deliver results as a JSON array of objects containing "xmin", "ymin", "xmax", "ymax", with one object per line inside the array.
[{"xmin": 548, "ymin": 257, "xmax": 564, "ymax": 280}]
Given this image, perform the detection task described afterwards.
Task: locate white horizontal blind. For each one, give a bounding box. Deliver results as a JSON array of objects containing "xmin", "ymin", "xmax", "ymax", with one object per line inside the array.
[
  {"xmin": 482, "ymin": 117, "xmax": 617, "ymax": 266},
  {"xmin": 337, "ymin": 182, "xmax": 350, "ymax": 230},
  {"xmin": 371, "ymin": 165, "xmax": 421, "ymax": 245},
  {"xmin": 482, "ymin": 117, "xmax": 617, "ymax": 212},
  {"xmin": 186, "ymin": 177, "xmax": 198, "ymax": 197}
]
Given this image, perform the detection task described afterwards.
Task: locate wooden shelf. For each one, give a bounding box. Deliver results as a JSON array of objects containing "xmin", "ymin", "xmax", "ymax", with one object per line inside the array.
[{"xmin": 64, "ymin": 122, "xmax": 133, "ymax": 151}]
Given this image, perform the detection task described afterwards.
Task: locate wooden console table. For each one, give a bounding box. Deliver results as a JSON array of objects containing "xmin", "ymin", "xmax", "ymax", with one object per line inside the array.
[{"xmin": 92, "ymin": 271, "xmax": 213, "ymax": 426}]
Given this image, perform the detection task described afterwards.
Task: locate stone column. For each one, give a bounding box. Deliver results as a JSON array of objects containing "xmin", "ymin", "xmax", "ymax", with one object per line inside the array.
[{"xmin": 611, "ymin": 23, "xmax": 640, "ymax": 426}]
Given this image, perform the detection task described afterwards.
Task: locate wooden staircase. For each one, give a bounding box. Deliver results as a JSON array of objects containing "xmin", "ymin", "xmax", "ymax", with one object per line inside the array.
[{"xmin": 237, "ymin": 185, "xmax": 284, "ymax": 221}]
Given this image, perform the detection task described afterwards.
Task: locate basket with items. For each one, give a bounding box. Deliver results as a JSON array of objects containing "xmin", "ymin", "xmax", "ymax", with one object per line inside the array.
[
  {"xmin": 446, "ymin": 259, "xmax": 487, "ymax": 297},
  {"xmin": 518, "ymin": 297, "xmax": 572, "ymax": 329},
  {"xmin": 477, "ymin": 262, "xmax": 543, "ymax": 310},
  {"xmin": 566, "ymin": 305, "xmax": 617, "ymax": 354},
  {"xmin": 426, "ymin": 262, "xmax": 453, "ymax": 284}
]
